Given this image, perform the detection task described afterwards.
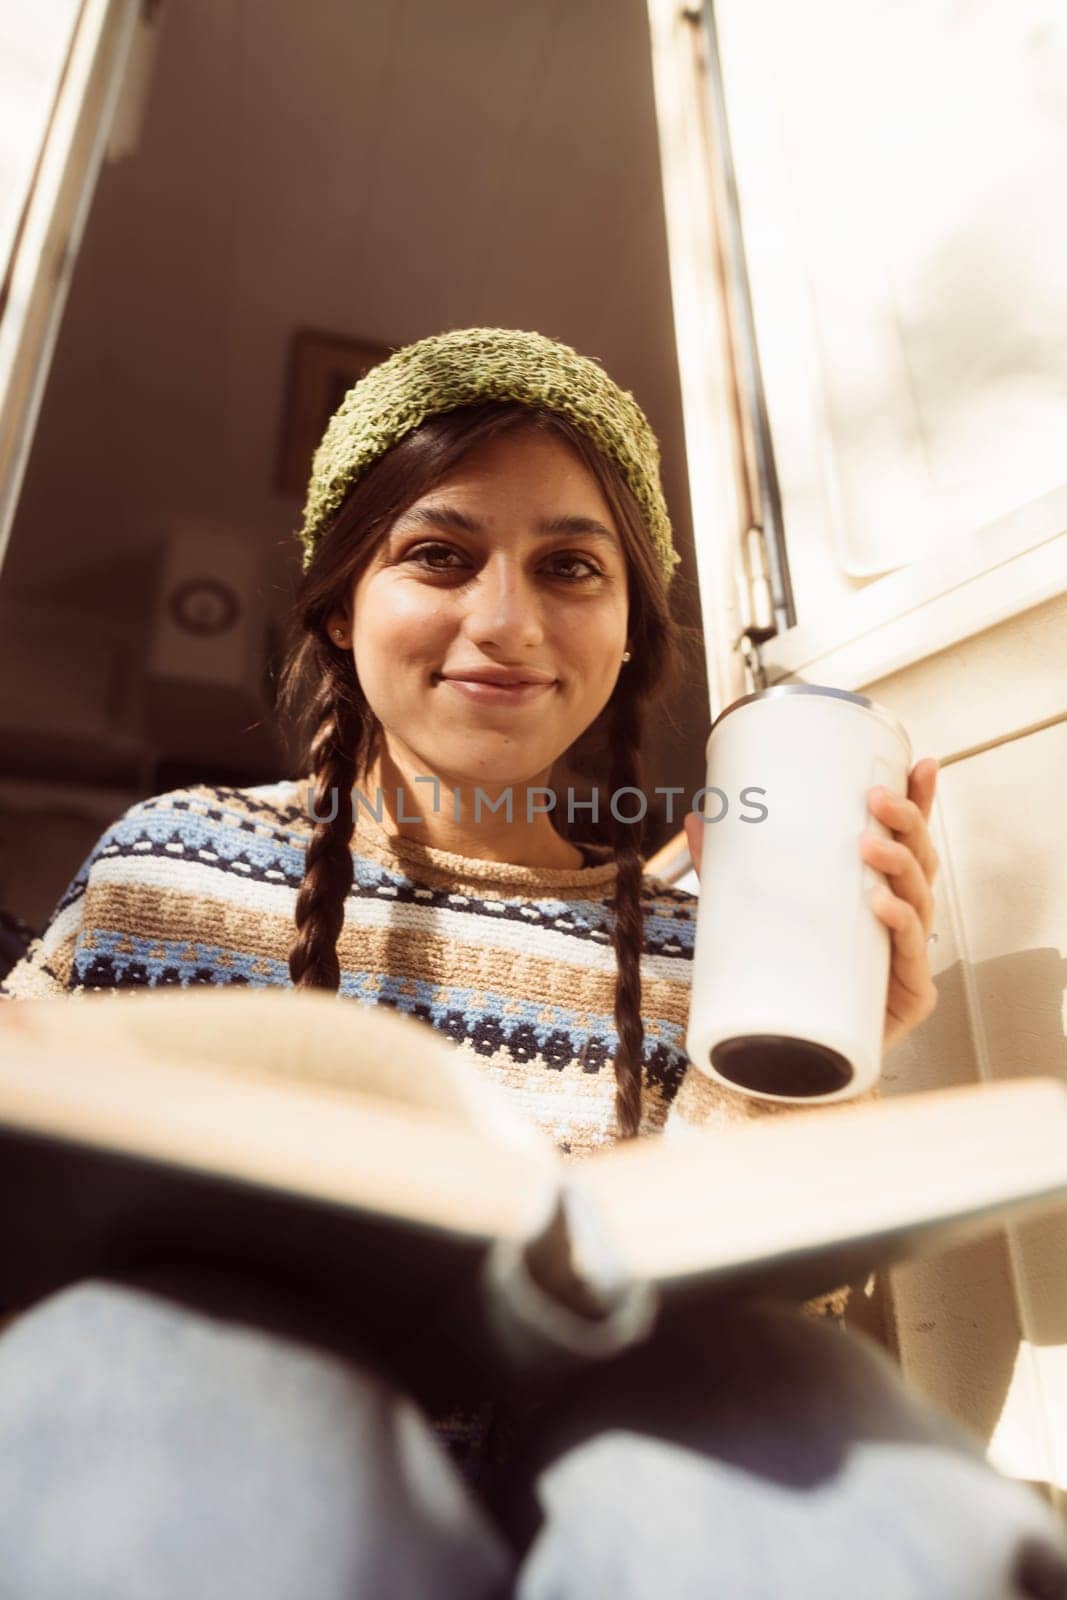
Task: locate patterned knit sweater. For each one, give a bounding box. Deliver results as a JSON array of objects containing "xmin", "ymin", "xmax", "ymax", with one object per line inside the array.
[{"xmin": 0, "ymin": 777, "xmax": 851, "ymax": 1485}]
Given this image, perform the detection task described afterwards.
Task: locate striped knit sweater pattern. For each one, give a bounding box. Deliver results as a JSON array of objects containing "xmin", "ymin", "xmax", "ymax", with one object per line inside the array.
[{"xmin": 1, "ymin": 777, "xmax": 850, "ymax": 1485}]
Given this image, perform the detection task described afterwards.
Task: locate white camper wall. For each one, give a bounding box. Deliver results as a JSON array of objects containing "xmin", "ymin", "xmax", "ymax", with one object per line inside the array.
[
  {"xmin": 859, "ymin": 595, "xmax": 1067, "ymax": 1513},
  {"xmin": 648, "ymin": 0, "xmax": 1067, "ymax": 1512}
]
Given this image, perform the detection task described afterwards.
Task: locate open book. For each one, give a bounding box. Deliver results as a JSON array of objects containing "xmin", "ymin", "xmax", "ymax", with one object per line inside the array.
[{"xmin": 2, "ymin": 988, "xmax": 1067, "ymax": 1407}]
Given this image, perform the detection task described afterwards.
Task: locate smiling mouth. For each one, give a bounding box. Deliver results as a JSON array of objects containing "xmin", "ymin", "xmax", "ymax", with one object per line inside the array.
[{"xmin": 435, "ymin": 674, "xmax": 556, "ymax": 704}]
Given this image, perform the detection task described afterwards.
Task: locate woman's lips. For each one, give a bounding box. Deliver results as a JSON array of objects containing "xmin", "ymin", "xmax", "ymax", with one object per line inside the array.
[{"xmin": 439, "ymin": 677, "xmax": 556, "ymax": 706}]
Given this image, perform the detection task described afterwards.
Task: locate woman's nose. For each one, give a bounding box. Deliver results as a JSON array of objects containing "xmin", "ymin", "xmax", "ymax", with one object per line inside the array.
[{"xmin": 461, "ymin": 559, "xmax": 545, "ymax": 655}]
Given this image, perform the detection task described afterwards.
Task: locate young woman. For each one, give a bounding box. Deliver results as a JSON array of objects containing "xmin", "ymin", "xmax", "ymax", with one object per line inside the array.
[{"xmin": 1, "ymin": 328, "xmax": 1063, "ymax": 1599}]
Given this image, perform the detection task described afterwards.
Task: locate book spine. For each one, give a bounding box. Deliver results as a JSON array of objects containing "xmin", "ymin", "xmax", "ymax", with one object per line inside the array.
[{"xmin": 480, "ymin": 1183, "xmax": 659, "ymax": 1380}]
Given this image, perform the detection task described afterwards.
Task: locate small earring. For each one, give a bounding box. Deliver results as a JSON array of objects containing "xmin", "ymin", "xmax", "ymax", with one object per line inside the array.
[
  {"xmin": 333, "ymin": 628, "xmax": 345, "ymax": 642},
  {"xmin": 621, "ymin": 649, "xmax": 632, "ymax": 663}
]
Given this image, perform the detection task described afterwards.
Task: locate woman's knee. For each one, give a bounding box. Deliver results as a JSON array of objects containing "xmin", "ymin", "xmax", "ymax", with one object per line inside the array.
[
  {"xmin": 0, "ymin": 1277, "xmax": 513, "ymax": 1600},
  {"xmin": 509, "ymin": 1421, "xmax": 1067, "ymax": 1600},
  {"xmin": 489, "ymin": 1298, "xmax": 1067, "ymax": 1598}
]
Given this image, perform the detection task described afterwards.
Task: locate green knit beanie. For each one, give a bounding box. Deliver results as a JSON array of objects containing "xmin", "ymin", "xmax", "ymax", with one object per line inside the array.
[{"xmin": 297, "ymin": 327, "xmax": 679, "ymax": 582}]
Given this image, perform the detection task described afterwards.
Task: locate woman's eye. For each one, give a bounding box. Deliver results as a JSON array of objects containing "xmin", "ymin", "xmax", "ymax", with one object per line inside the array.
[
  {"xmin": 399, "ymin": 544, "xmax": 601, "ymax": 582},
  {"xmin": 405, "ymin": 542, "xmax": 467, "ymax": 570},
  {"xmin": 547, "ymin": 552, "xmax": 603, "ymax": 581}
]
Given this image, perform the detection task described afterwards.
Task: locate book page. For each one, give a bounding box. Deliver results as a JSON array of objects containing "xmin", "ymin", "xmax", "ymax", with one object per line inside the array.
[
  {"xmin": 0, "ymin": 996, "xmax": 560, "ymax": 1243},
  {"xmin": 573, "ymin": 1077, "xmax": 1067, "ymax": 1285},
  {"xmin": 0, "ymin": 987, "xmax": 541, "ymax": 1151}
]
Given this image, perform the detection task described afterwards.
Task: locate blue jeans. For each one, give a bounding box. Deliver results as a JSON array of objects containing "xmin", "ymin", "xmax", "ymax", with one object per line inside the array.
[{"xmin": 0, "ymin": 1279, "xmax": 1064, "ymax": 1599}]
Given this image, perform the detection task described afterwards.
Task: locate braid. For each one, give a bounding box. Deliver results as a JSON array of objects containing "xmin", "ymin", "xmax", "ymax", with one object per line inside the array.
[
  {"xmin": 606, "ymin": 693, "xmax": 648, "ymax": 1140},
  {"xmin": 288, "ymin": 663, "xmax": 366, "ymax": 991}
]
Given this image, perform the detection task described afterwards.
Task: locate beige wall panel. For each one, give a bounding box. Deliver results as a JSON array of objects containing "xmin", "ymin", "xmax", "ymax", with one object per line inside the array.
[
  {"xmin": 858, "ymin": 591, "xmax": 1067, "ymax": 765},
  {"xmin": 851, "ymin": 651, "xmax": 1067, "ymax": 1508}
]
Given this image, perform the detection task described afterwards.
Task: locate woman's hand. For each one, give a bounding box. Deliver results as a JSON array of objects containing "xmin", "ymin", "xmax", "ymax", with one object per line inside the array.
[
  {"xmin": 858, "ymin": 757, "xmax": 941, "ymax": 1052},
  {"xmin": 682, "ymin": 756, "xmax": 942, "ymax": 1057}
]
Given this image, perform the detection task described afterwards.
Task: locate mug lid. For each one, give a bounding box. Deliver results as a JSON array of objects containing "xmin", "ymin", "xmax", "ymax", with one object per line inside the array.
[{"xmin": 710, "ymin": 683, "xmax": 913, "ymax": 763}]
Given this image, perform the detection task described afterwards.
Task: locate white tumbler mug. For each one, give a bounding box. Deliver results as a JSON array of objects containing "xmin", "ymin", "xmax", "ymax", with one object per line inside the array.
[{"xmin": 685, "ymin": 684, "xmax": 913, "ymax": 1104}]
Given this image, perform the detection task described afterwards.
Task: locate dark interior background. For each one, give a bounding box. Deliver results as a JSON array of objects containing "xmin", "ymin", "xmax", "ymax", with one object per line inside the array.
[{"xmin": 0, "ymin": 0, "xmax": 709, "ymax": 936}]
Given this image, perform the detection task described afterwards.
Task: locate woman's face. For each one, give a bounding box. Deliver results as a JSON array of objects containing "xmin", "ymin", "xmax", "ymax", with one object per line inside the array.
[{"xmin": 332, "ymin": 428, "xmax": 630, "ymax": 789}]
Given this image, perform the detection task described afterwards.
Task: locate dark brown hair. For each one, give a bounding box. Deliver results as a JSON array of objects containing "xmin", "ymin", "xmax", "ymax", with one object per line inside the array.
[{"xmin": 277, "ymin": 400, "xmax": 681, "ymax": 1138}]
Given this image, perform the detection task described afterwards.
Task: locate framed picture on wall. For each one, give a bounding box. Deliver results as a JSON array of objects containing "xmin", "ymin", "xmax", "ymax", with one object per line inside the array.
[{"xmin": 276, "ymin": 330, "xmax": 392, "ymax": 500}]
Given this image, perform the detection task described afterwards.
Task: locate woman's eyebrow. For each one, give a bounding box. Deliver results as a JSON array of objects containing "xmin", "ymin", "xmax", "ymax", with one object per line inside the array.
[{"xmin": 400, "ymin": 504, "xmax": 618, "ymax": 543}]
